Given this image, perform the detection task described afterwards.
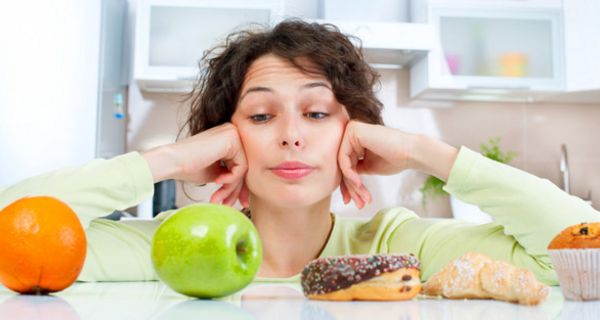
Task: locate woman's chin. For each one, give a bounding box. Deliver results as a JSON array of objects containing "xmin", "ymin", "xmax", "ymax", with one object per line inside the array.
[
  {"xmin": 259, "ymin": 189, "xmax": 328, "ymax": 208},
  {"xmin": 273, "ymin": 193, "xmax": 320, "ymax": 208},
  {"xmin": 247, "ymin": 177, "xmax": 336, "ymax": 208}
]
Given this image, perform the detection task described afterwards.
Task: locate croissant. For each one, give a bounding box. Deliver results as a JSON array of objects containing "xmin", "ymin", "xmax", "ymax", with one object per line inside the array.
[{"xmin": 423, "ymin": 252, "xmax": 549, "ymax": 305}]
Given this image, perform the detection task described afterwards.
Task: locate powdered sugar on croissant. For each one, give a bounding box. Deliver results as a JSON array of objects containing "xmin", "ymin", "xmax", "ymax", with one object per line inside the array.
[{"xmin": 423, "ymin": 252, "xmax": 549, "ymax": 305}]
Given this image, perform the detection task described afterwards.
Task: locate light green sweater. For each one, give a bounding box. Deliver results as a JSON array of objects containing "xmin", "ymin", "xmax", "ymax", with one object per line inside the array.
[{"xmin": 1, "ymin": 147, "xmax": 598, "ymax": 285}]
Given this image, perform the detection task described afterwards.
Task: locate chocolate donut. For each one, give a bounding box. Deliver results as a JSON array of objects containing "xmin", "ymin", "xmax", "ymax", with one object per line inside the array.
[{"xmin": 301, "ymin": 254, "xmax": 421, "ymax": 301}]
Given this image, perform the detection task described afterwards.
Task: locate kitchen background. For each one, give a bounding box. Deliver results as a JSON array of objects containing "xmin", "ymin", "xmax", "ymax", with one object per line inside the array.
[{"xmin": 1, "ymin": 0, "xmax": 599, "ymax": 220}]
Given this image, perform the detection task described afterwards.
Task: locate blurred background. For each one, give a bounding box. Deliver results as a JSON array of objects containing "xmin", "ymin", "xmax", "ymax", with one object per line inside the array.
[{"xmin": 1, "ymin": 0, "xmax": 599, "ymax": 221}]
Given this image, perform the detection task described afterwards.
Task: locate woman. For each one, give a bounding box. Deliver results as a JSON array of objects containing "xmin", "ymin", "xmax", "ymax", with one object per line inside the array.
[{"xmin": 1, "ymin": 20, "xmax": 597, "ymax": 284}]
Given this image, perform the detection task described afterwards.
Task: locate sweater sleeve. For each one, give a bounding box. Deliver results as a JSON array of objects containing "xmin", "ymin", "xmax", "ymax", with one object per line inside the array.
[
  {"xmin": 445, "ymin": 147, "xmax": 599, "ymax": 257},
  {"xmin": 0, "ymin": 152, "xmax": 155, "ymax": 229},
  {"xmin": 0, "ymin": 152, "xmax": 162, "ymax": 282},
  {"xmin": 388, "ymin": 146, "xmax": 600, "ymax": 285}
]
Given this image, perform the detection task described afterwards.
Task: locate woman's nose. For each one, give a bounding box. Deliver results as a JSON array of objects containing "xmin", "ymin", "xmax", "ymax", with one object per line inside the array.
[
  {"xmin": 281, "ymin": 139, "xmax": 302, "ymax": 148},
  {"xmin": 279, "ymin": 116, "xmax": 304, "ymax": 149},
  {"xmin": 280, "ymin": 129, "xmax": 304, "ymax": 148}
]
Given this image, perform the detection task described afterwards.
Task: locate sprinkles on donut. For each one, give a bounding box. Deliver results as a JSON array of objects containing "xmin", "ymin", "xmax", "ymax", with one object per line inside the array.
[{"xmin": 301, "ymin": 254, "xmax": 421, "ymax": 301}]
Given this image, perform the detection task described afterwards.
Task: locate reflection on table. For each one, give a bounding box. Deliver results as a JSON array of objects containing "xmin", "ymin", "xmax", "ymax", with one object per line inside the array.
[{"xmin": 1, "ymin": 281, "xmax": 600, "ymax": 319}]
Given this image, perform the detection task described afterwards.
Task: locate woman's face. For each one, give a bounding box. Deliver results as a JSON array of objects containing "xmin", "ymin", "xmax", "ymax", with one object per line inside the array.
[{"xmin": 231, "ymin": 54, "xmax": 350, "ymax": 208}]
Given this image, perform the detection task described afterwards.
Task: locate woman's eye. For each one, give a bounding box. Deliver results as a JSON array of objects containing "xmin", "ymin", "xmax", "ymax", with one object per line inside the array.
[
  {"xmin": 249, "ymin": 114, "xmax": 272, "ymax": 123},
  {"xmin": 305, "ymin": 112, "xmax": 329, "ymax": 120}
]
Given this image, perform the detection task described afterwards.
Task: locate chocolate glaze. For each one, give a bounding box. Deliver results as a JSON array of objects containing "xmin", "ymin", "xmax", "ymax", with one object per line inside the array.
[{"xmin": 301, "ymin": 254, "xmax": 420, "ymax": 295}]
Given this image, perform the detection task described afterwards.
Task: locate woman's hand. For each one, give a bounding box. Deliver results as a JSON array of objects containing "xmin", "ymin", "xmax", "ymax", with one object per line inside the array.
[
  {"xmin": 141, "ymin": 123, "xmax": 249, "ymax": 207},
  {"xmin": 337, "ymin": 121, "xmax": 458, "ymax": 209},
  {"xmin": 337, "ymin": 121, "xmax": 415, "ymax": 208}
]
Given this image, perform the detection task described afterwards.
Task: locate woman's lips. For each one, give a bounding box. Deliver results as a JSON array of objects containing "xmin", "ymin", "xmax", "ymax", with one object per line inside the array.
[
  {"xmin": 270, "ymin": 161, "xmax": 315, "ymax": 180},
  {"xmin": 271, "ymin": 168, "xmax": 315, "ymax": 180}
]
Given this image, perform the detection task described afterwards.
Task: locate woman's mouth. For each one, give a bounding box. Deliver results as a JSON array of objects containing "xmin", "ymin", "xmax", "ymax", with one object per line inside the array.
[{"xmin": 270, "ymin": 161, "xmax": 315, "ymax": 180}]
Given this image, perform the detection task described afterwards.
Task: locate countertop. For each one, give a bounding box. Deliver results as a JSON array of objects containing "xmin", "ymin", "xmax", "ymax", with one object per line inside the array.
[{"xmin": 1, "ymin": 281, "xmax": 598, "ymax": 320}]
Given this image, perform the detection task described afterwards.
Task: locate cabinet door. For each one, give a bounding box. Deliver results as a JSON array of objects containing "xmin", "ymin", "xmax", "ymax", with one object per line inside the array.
[
  {"xmin": 410, "ymin": 3, "xmax": 565, "ymax": 101},
  {"xmin": 433, "ymin": 7, "xmax": 563, "ymax": 89},
  {"xmin": 134, "ymin": 0, "xmax": 283, "ymax": 92},
  {"xmin": 563, "ymin": 0, "xmax": 600, "ymax": 92}
]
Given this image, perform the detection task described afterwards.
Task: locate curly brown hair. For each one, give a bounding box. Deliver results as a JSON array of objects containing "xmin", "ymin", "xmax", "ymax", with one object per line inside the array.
[{"xmin": 183, "ymin": 19, "xmax": 384, "ymax": 137}]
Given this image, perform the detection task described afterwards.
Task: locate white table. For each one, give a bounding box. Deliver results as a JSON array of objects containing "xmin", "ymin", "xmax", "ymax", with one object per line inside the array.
[{"xmin": 0, "ymin": 282, "xmax": 598, "ymax": 319}]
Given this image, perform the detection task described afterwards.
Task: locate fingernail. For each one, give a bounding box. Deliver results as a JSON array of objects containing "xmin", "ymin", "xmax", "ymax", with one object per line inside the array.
[{"xmin": 356, "ymin": 198, "xmax": 363, "ymax": 209}]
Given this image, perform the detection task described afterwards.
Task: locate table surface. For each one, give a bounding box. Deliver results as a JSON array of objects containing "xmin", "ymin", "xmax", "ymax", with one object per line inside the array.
[{"xmin": 0, "ymin": 281, "xmax": 598, "ymax": 320}]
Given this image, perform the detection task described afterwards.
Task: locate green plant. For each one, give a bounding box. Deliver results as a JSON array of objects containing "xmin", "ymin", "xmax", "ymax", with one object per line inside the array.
[
  {"xmin": 419, "ymin": 175, "xmax": 448, "ymax": 207},
  {"xmin": 480, "ymin": 137, "xmax": 517, "ymax": 163},
  {"xmin": 420, "ymin": 137, "xmax": 518, "ymax": 207}
]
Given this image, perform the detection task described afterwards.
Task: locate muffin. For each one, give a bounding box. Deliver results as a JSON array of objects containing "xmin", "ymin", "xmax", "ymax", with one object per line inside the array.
[{"xmin": 548, "ymin": 222, "xmax": 600, "ymax": 300}]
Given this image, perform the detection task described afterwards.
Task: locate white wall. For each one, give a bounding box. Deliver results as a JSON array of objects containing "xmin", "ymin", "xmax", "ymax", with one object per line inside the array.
[{"xmin": 0, "ymin": 0, "xmax": 101, "ymax": 186}]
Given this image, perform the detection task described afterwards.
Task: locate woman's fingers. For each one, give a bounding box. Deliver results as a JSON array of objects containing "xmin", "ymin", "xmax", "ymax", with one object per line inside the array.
[
  {"xmin": 210, "ymin": 179, "xmax": 248, "ymax": 208},
  {"xmin": 210, "ymin": 162, "xmax": 248, "ymax": 207},
  {"xmin": 338, "ymin": 132, "xmax": 372, "ymax": 208},
  {"xmin": 209, "ymin": 180, "xmax": 238, "ymax": 204},
  {"xmin": 339, "ymin": 138, "xmax": 371, "ymax": 208},
  {"xmin": 341, "ymin": 174, "xmax": 373, "ymax": 209},
  {"xmin": 338, "ymin": 149, "xmax": 363, "ymax": 189},
  {"xmin": 212, "ymin": 143, "xmax": 248, "ymax": 206},
  {"xmin": 340, "ymin": 179, "xmax": 351, "ymax": 204},
  {"xmin": 222, "ymin": 181, "xmax": 243, "ymax": 207},
  {"xmin": 358, "ymin": 183, "xmax": 372, "ymax": 205},
  {"xmin": 209, "ymin": 186, "xmax": 226, "ymax": 204},
  {"xmin": 214, "ymin": 172, "xmax": 233, "ymax": 185},
  {"xmin": 345, "ymin": 184, "xmax": 363, "ymax": 208},
  {"xmin": 338, "ymin": 123, "xmax": 368, "ymax": 189},
  {"xmin": 238, "ymin": 184, "xmax": 250, "ymax": 208},
  {"xmin": 343, "ymin": 177, "xmax": 366, "ymax": 209},
  {"xmin": 215, "ymin": 160, "xmax": 246, "ymax": 185}
]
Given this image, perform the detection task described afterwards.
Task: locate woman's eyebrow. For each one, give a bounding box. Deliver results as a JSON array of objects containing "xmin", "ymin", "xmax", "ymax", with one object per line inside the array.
[
  {"xmin": 301, "ymin": 81, "xmax": 331, "ymax": 91},
  {"xmin": 240, "ymin": 86, "xmax": 272, "ymax": 102},
  {"xmin": 240, "ymin": 81, "xmax": 331, "ymax": 102}
]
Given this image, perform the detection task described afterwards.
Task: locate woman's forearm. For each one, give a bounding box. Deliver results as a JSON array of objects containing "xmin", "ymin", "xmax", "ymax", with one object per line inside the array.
[
  {"xmin": 442, "ymin": 146, "xmax": 600, "ymax": 259},
  {"xmin": 141, "ymin": 145, "xmax": 180, "ymax": 183},
  {"xmin": 0, "ymin": 153, "xmax": 154, "ymax": 229},
  {"xmin": 409, "ymin": 134, "xmax": 459, "ymax": 182}
]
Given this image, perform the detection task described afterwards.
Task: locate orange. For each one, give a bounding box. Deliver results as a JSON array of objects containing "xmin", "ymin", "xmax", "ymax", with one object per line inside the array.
[{"xmin": 0, "ymin": 196, "xmax": 87, "ymax": 294}]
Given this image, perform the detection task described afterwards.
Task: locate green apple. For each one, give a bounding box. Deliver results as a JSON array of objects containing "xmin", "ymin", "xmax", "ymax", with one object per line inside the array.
[{"xmin": 151, "ymin": 203, "xmax": 262, "ymax": 298}]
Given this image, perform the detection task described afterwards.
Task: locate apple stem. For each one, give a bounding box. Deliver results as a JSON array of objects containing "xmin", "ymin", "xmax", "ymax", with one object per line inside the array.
[{"xmin": 236, "ymin": 241, "xmax": 247, "ymax": 255}]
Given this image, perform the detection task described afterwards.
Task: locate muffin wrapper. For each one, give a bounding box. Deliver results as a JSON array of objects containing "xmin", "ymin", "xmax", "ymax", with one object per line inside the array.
[{"xmin": 549, "ymin": 249, "xmax": 600, "ymax": 301}]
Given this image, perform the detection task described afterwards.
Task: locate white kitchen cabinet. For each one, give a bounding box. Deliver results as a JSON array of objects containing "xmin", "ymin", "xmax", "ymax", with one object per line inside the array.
[
  {"xmin": 134, "ymin": 0, "xmax": 284, "ymax": 92},
  {"xmin": 312, "ymin": 19, "xmax": 436, "ymax": 69},
  {"xmin": 557, "ymin": 0, "xmax": 600, "ymax": 99},
  {"xmin": 563, "ymin": 0, "xmax": 600, "ymax": 92},
  {"xmin": 409, "ymin": 0, "xmax": 564, "ymax": 102}
]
